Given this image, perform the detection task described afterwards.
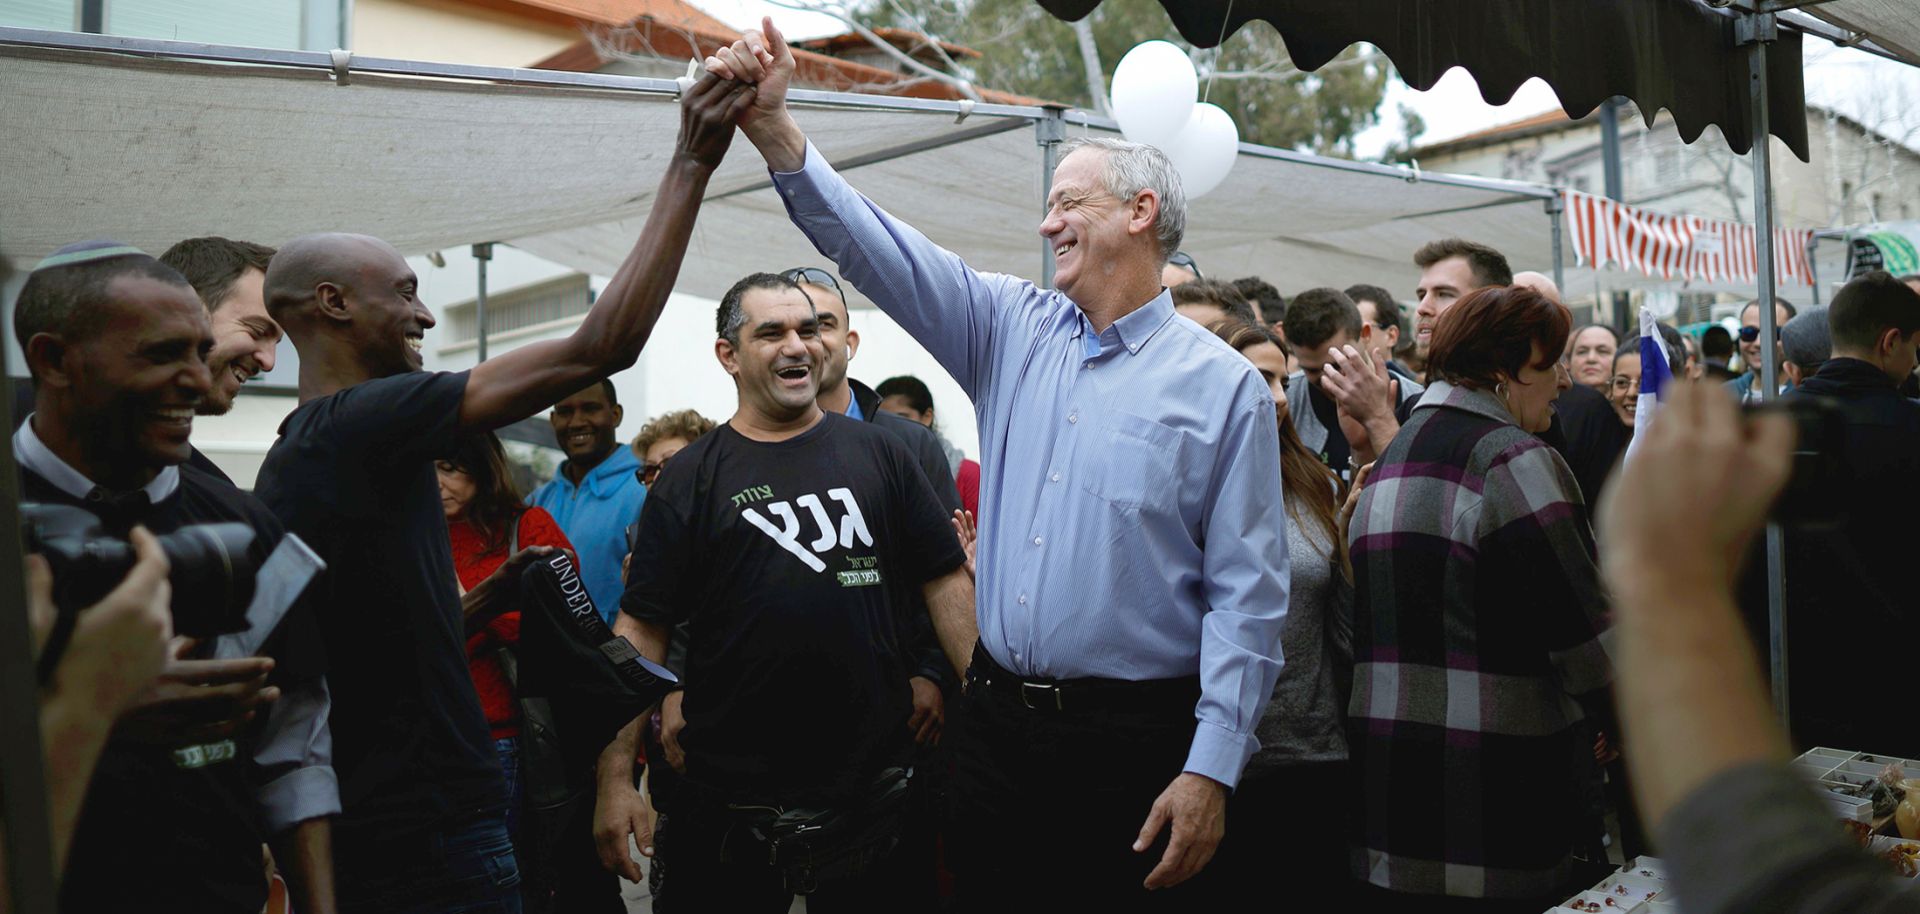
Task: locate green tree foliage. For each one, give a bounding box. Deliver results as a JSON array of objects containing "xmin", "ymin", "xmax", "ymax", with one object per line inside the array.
[{"xmin": 859, "ymin": 0, "xmax": 1402, "ymax": 156}]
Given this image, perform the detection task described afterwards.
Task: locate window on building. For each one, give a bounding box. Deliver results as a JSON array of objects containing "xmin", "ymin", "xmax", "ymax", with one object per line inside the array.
[
  {"xmin": 443, "ymin": 274, "xmax": 595, "ymax": 347},
  {"xmin": 2, "ymin": 0, "xmax": 343, "ymax": 50}
]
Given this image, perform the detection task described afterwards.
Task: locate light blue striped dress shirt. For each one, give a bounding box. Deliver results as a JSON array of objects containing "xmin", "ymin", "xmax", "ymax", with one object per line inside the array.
[{"xmin": 770, "ymin": 143, "xmax": 1291, "ymax": 786}]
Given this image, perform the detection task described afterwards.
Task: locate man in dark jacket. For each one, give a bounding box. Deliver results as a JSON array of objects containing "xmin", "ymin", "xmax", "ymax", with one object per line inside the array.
[{"xmin": 1774, "ymin": 272, "xmax": 1920, "ymax": 754}]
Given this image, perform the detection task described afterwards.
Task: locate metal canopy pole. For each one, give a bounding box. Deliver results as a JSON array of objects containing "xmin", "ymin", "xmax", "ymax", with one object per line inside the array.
[
  {"xmin": 1740, "ymin": 9, "xmax": 1792, "ymax": 723},
  {"xmin": 1547, "ymin": 194, "xmax": 1566, "ymax": 291},
  {"xmin": 473, "ymin": 243, "xmax": 494, "ymax": 363},
  {"xmin": 1036, "ymin": 107, "xmax": 1066, "ymax": 289}
]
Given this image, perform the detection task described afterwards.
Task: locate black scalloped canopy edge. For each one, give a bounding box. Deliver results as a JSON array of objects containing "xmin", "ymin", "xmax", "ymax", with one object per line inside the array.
[{"xmin": 1035, "ymin": 0, "xmax": 1809, "ymax": 161}]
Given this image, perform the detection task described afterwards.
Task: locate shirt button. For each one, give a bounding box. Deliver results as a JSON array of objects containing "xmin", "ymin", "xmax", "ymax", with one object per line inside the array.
[
  {"xmin": 1129, "ymin": 343, "xmax": 1140, "ymax": 352},
  {"xmin": 1032, "ymin": 536, "xmax": 1043, "ymax": 546},
  {"xmin": 1050, "ymin": 473, "xmax": 1061, "ymax": 482},
  {"xmin": 1068, "ymin": 413, "xmax": 1078, "ymax": 424},
  {"xmin": 1017, "ymin": 594, "xmax": 1028, "ymax": 605}
]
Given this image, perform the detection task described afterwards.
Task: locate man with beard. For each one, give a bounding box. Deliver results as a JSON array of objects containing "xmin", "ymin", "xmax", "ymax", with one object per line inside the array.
[
  {"xmin": 252, "ymin": 76, "xmax": 754, "ymax": 912},
  {"xmin": 13, "ymin": 241, "xmax": 336, "ymax": 913},
  {"xmin": 528, "ymin": 380, "xmax": 646, "ymax": 623},
  {"xmin": 159, "ymin": 236, "xmax": 282, "ymax": 483},
  {"xmin": 606, "ymin": 272, "xmax": 973, "ymax": 909}
]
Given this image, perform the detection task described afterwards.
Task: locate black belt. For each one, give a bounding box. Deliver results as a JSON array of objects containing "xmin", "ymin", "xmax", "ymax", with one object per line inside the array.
[{"xmin": 966, "ymin": 643, "xmax": 1200, "ymax": 714}]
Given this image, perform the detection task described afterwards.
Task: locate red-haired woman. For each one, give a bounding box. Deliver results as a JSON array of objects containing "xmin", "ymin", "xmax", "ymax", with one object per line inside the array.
[
  {"xmin": 436, "ymin": 433, "xmax": 575, "ymax": 903},
  {"xmin": 1347, "ymin": 287, "xmax": 1614, "ymax": 912}
]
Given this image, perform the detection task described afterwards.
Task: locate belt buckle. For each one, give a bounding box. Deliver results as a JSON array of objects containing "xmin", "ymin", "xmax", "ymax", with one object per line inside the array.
[{"xmin": 1019, "ymin": 681, "xmax": 1063, "ymax": 711}]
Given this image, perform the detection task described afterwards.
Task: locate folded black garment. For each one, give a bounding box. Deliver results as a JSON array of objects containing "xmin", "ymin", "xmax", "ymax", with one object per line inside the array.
[{"xmin": 517, "ymin": 550, "xmax": 678, "ymax": 770}]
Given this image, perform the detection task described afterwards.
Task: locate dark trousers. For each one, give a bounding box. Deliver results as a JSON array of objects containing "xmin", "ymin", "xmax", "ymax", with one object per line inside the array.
[
  {"xmin": 1212, "ymin": 761, "xmax": 1356, "ymax": 903},
  {"xmin": 651, "ymin": 790, "xmax": 926, "ymax": 913},
  {"xmin": 335, "ymin": 814, "xmax": 523, "ymax": 914},
  {"xmin": 536, "ymin": 792, "xmax": 625, "ymax": 914},
  {"xmin": 947, "ymin": 648, "xmax": 1215, "ymax": 914}
]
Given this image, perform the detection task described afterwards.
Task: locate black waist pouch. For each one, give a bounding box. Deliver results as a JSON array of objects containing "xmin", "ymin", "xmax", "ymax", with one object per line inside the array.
[
  {"xmin": 517, "ymin": 550, "xmax": 678, "ymax": 770},
  {"xmin": 726, "ymin": 766, "xmax": 915, "ymax": 895}
]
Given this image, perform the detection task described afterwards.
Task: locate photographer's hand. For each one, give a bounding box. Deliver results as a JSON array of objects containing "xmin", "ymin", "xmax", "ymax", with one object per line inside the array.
[
  {"xmin": 48, "ymin": 527, "xmax": 174, "ymax": 713},
  {"xmin": 115, "ymin": 637, "xmax": 278, "ymax": 747},
  {"xmin": 1599, "ymin": 381, "xmax": 1796, "ymax": 828},
  {"xmin": 38, "ymin": 526, "xmax": 173, "ymax": 874}
]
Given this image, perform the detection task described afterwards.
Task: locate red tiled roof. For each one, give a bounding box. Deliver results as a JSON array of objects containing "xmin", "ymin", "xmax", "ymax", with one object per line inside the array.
[
  {"xmin": 1436, "ymin": 109, "xmax": 1575, "ymax": 146},
  {"xmin": 797, "ymin": 28, "xmax": 983, "ymax": 61}
]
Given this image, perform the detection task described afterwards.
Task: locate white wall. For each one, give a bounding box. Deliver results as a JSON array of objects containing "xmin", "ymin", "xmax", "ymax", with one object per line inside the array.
[{"xmin": 350, "ymin": 0, "xmax": 579, "ymax": 67}]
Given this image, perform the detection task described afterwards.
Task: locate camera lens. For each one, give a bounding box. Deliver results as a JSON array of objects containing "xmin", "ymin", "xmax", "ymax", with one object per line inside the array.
[{"xmin": 156, "ymin": 523, "xmax": 258, "ymax": 637}]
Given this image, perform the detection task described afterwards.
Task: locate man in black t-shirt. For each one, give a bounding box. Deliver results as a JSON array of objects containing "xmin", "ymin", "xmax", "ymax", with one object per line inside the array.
[
  {"xmin": 607, "ymin": 273, "xmax": 973, "ymax": 910},
  {"xmin": 251, "ymin": 78, "xmax": 754, "ymax": 912},
  {"xmin": 11, "ymin": 242, "xmax": 336, "ymax": 913}
]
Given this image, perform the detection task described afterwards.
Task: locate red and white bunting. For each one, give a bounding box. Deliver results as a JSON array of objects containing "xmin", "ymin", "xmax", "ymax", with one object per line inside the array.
[{"xmin": 1562, "ymin": 190, "xmax": 1813, "ymax": 288}]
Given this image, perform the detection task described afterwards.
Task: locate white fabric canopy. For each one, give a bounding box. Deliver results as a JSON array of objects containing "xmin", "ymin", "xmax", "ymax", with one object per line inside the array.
[
  {"xmin": 1803, "ymin": 1, "xmax": 1920, "ymax": 69},
  {"xmin": 0, "ymin": 34, "xmax": 1739, "ymax": 309}
]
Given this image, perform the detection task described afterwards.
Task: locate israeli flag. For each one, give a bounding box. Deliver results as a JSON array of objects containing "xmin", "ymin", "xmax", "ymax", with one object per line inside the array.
[{"xmin": 1625, "ymin": 306, "xmax": 1675, "ymax": 462}]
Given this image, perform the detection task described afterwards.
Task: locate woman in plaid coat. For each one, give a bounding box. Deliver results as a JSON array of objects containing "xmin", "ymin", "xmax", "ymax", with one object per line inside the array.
[{"xmin": 1347, "ymin": 286, "xmax": 1615, "ymax": 912}]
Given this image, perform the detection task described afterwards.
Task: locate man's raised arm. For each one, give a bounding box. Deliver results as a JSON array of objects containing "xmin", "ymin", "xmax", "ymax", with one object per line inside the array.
[
  {"xmin": 456, "ymin": 75, "xmax": 756, "ymax": 434},
  {"xmin": 704, "ymin": 19, "xmax": 1016, "ymax": 398}
]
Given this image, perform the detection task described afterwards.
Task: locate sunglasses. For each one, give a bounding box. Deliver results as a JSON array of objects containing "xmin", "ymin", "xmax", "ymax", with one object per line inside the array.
[
  {"xmin": 636, "ymin": 458, "xmax": 668, "ymax": 486},
  {"xmin": 780, "ymin": 267, "xmax": 843, "ymax": 299},
  {"xmin": 1167, "ymin": 251, "xmax": 1203, "ymax": 279},
  {"xmin": 1737, "ymin": 325, "xmax": 1779, "ymax": 343}
]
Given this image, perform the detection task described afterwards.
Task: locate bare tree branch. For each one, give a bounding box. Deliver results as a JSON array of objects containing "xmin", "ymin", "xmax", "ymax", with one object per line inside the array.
[
  {"xmin": 762, "ymin": 0, "xmax": 982, "ymax": 100},
  {"xmin": 1071, "ymin": 19, "xmax": 1108, "ymax": 116}
]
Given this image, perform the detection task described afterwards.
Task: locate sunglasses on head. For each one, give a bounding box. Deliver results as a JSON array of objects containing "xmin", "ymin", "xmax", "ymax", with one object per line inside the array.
[
  {"xmin": 780, "ymin": 267, "xmax": 843, "ymax": 298},
  {"xmin": 1737, "ymin": 325, "xmax": 1779, "ymax": 343},
  {"xmin": 1167, "ymin": 251, "xmax": 1203, "ymax": 279}
]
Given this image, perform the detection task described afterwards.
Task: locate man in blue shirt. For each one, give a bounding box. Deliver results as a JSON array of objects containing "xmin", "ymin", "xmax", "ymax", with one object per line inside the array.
[
  {"xmin": 528, "ymin": 379, "xmax": 646, "ymax": 623},
  {"xmin": 708, "ymin": 22, "xmax": 1289, "ymax": 907}
]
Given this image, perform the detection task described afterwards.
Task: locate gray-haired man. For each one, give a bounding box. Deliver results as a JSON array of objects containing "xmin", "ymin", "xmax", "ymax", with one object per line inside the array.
[{"xmin": 707, "ymin": 20, "xmax": 1290, "ymax": 908}]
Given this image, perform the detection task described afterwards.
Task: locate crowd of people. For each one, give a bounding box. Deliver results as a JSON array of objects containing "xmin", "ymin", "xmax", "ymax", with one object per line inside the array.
[{"xmin": 14, "ymin": 17, "xmax": 1920, "ymax": 914}]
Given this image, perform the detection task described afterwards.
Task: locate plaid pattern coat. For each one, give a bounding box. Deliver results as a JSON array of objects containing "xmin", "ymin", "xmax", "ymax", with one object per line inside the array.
[{"xmin": 1347, "ymin": 381, "xmax": 1613, "ymax": 900}]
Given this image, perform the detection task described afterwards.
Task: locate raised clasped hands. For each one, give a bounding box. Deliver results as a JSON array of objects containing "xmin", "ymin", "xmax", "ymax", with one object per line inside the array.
[{"xmin": 675, "ymin": 71, "xmax": 759, "ymax": 169}]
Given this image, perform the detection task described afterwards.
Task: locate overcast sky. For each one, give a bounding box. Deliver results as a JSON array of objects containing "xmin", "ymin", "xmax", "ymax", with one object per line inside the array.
[{"xmin": 694, "ymin": 2, "xmax": 1920, "ymax": 161}]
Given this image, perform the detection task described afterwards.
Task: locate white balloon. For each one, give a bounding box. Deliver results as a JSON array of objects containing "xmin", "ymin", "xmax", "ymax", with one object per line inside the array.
[
  {"xmin": 1161, "ymin": 103, "xmax": 1239, "ymax": 199},
  {"xmin": 1110, "ymin": 41, "xmax": 1197, "ymax": 147}
]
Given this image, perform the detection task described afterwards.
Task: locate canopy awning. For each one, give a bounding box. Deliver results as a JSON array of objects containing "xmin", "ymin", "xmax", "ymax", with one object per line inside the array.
[
  {"xmin": 1033, "ymin": 0, "xmax": 1809, "ymax": 160},
  {"xmin": 0, "ymin": 29, "xmax": 1762, "ymax": 313},
  {"xmin": 1803, "ymin": 1, "xmax": 1920, "ymax": 69}
]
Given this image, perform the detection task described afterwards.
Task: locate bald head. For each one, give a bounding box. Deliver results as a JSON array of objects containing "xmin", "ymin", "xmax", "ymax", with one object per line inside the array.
[
  {"xmin": 264, "ymin": 232, "xmax": 433, "ymax": 380},
  {"xmin": 1512, "ymin": 271, "xmax": 1561, "ymax": 304},
  {"xmin": 263, "ymin": 233, "xmax": 408, "ymax": 321}
]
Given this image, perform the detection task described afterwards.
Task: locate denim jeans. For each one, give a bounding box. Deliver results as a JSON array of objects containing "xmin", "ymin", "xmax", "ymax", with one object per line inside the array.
[
  {"xmin": 496, "ymin": 737, "xmax": 522, "ymax": 848},
  {"xmin": 337, "ymin": 813, "xmax": 523, "ymax": 914}
]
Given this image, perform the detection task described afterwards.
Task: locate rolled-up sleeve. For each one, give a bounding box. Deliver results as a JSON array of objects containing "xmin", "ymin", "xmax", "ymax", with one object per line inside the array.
[
  {"xmin": 1187, "ymin": 396, "xmax": 1291, "ymax": 788},
  {"xmin": 253, "ymin": 676, "xmax": 339, "ymax": 834},
  {"xmin": 769, "ymin": 141, "xmax": 1024, "ymax": 400}
]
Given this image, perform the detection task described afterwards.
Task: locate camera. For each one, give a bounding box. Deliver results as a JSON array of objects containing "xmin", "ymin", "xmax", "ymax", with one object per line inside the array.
[
  {"xmin": 1748, "ymin": 397, "xmax": 1847, "ymax": 527},
  {"xmin": 23, "ymin": 503, "xmax": 259, "ymax": 638}
]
